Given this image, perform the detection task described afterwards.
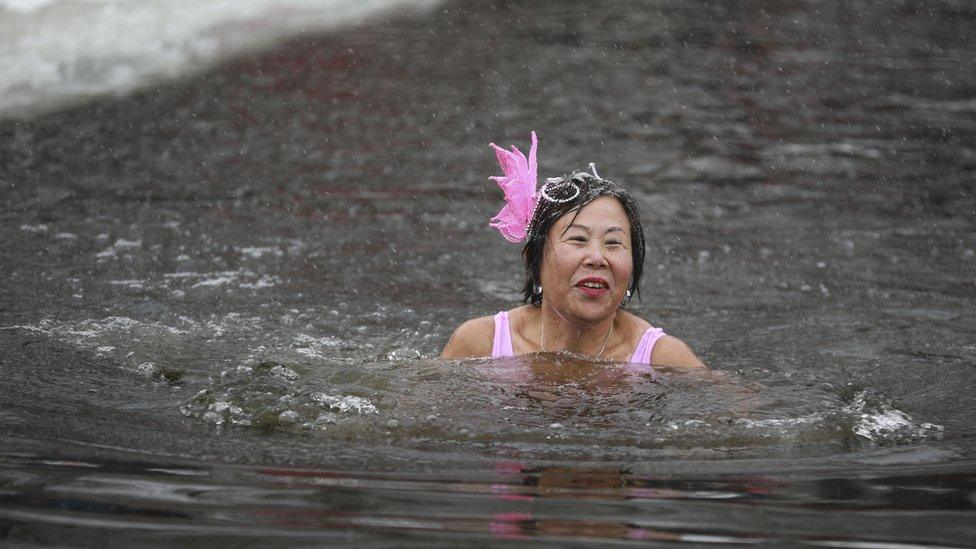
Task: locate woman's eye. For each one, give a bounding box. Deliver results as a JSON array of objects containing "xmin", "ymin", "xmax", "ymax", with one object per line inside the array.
[
  {"xmin": 569, "ymin": 236, "xmax": 588, "ymax": 243},
  {"xmin": 606, "ymin": 240, "xmax": 623, "ymax": 247}
]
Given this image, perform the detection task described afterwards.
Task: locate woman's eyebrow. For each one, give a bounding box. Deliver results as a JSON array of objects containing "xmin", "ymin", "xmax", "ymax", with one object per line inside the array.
[{"xmin": 567, "ymin": 224, "xmax": 626, "ymax": 234}]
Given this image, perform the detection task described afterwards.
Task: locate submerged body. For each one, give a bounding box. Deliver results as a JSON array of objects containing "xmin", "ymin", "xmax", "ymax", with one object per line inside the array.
[{"xmin": 444, "ymin": 304, "xmax": 700, "ymax": 367}]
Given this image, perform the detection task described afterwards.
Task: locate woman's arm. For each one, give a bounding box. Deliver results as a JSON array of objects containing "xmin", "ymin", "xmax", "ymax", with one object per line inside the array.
[
  {"xmin": 652, "ymin": 336, "xmax": 708, "ymax": 369},
  {"xmin": 441, "ymin": 316, "xmax": 495, "ymax": 359}
]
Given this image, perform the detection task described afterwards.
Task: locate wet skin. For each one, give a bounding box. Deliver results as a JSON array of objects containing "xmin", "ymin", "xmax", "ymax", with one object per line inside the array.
[
  {"xmin": 539, "ymin": 196, "xmax": 633, "ymax": 327},
  {"xmin": 441, "ymin": 197, "xmax": 705, "ymax": 368}
]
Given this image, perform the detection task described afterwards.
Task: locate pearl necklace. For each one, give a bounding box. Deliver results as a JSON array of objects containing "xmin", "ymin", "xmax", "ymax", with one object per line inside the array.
[{"xmin": 540, "ymin": 305, "xmax": 615, "ymax": 359}]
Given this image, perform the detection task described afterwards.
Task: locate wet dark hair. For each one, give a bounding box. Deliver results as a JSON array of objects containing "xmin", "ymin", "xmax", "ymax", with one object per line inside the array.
[{"xmin": 521, "ymin": 171, "xmax": 646, "ymax": 306}]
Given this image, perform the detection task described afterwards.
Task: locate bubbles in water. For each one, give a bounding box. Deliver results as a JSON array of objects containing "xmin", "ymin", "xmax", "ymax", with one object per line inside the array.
[
  {"xmin": 278, "ymin": 410, "xmax": 300, "ymax": 424},
  {"xmin": 266, "ymin": 363, "xmax": 298, "ymax": 382},
  {"xmin": 388, "ymin": 348, "xmax": 422, "ymax": 360},
  {"xmin": 135, "ymin": 362, "xmax": 157, "ymax": 377},
  {"xmin": 182, "ymin": 361, "xmax": 380, "ymax": 431},
  {"xmin": 294, "ymin": 333, "xmax": 342, "ymax": 359},
  {"xmin": 311, "ymin": 393, "xmax": 378, "ymax": 415},
  {"xmin": 635, "ymin": 383, "xmax": 943, "ymax": 450},
  {"xmin": 848, "ymin": 389, "xmax": 944, "ymax": 444}
]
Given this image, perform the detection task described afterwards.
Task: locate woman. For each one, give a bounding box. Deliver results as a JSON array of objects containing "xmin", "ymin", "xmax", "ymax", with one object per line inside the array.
[{"xmin": 442, "ymin": 132, "xmax": 706, "ymax": 368}]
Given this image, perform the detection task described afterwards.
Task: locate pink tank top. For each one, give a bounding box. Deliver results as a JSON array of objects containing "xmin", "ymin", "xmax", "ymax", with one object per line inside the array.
[{"xmin": 490, "ymin": 311, "xmax": 665, "ymax": 364}]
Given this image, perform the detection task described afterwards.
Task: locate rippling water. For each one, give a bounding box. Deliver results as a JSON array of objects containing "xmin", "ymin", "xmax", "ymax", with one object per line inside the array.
[{"xmin": 2, "ymin": 0, "xmax": 975, "ymax": 545}]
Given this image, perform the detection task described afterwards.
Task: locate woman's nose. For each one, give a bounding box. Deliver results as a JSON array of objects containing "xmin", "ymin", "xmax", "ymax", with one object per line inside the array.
[{"xmin": 581, "ymin": 245, "xmax": 608, "ymax": 268}]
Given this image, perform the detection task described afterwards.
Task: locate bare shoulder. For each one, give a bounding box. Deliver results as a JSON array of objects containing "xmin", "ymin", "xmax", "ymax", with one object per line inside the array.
[
  {"xmin": 619, "ymin": 310, "xmax": 652, "ymax": 335},
  {"xmin": 652, "ymin": 335, "xmax": 708, "ymax": 369},
  {"xmin": 504, "ymin": 304, "xmax": 538, "ymax": 333},
  {"xmin": 441, "ymin": 315, "xmax": 495, "ymax": 359}
]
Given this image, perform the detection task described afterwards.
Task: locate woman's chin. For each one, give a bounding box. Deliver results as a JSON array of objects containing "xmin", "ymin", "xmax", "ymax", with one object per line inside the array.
[{"xmin": 566, "ymin": 300, "xmax": 617, "ymax": 323}]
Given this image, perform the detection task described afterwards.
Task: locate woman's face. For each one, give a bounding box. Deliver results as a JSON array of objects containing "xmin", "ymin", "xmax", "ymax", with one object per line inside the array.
[{"xmin": 539, "ymin": 196, "xmax": 634, "ymax": 323}]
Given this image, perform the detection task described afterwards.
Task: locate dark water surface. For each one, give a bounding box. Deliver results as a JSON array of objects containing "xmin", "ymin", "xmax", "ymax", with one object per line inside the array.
[{"xmin": 2, "ymin": 0, "xmax": 976, "ymax": 546}]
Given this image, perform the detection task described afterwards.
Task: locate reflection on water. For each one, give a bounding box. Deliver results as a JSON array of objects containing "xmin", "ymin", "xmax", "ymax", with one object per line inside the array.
[
  {"xmin": 3, "ymin": 446, "xmax": 975, "ymax": 545},
  {"xmin": 1, "ymin": 0, "xmax": 976, "ymax": 545}
]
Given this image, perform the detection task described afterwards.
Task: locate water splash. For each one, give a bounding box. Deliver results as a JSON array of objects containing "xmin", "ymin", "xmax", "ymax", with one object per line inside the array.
[
  {"xmin": 181, "ymin": 361, "xmax": 379, "ymax": 431},
  {"xmin": 848, "ymin": 388, "xmax": 944, "ymax": 444}
]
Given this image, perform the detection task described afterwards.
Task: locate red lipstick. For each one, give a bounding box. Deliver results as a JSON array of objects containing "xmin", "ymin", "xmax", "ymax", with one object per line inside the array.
[{"xmin": 574, "ymin": 276, "xmax": 610, "ymax": 298}]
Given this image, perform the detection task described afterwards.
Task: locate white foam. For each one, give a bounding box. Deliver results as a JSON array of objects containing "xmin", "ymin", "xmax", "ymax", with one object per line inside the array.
[
  {"xmin": 268, "ymin": 364, "xmax": 298, "ymax": 382},
  {"xmin": 113, "ymin": 238, "xmax": 141, "ymax": 248},
  {"xmin": 295, "ymin": 347, "xmax": 323, "ymax": 358},
  {"xmin": 294, "ymin": 333, "xmax": 341, "ymax": 347},
  {"xmin": 0, "ymin": 0, "xmax": 52, "ymax": 11},
  {"xmin": 108, "ymin": 279, "xmax": 146, "ymax": 289},
  {"xmin": 3, "ymin": 313, "xmax": 278, "ymax": 378},
  {"xmin": 239, "ymin": 275, "xmax": 281, "ymax": 289},
  {"xmin": 293, "ymin": 333, "xmax": 341, "ymax": 358},
  {"xmin": 166, "ymin": 269, "xmax": 248, "ymax": 279},
  {"xmin": 0, "ymin": 0, "xmax": 444, "ymax": 118},
  {"xmin": 239, "ymin": 246, "xmax": 282, "ymax": 259},
  {"xmin": 311, "ymin": 393, "xmax": 378, "ymax": 415},
  {"xmin": 160, "ymin": 270, "xmax": 281, "ymax": 290},
  {"xmin": 5, "ymin": 316, "xmax": 191, "ymax": 348},
  {"xmin": 848, "ymin": 389, "xmax": 944, "ymax": 444},
  {"xmin": 163, "ymin": 271, "xmax": 204, "ymax": 279},
  {"xmin": 95, "ymin": 238, "xmax": 142, "ymax": 260},
  {"xmin": 190, "ymin": 276, "xmax": 236, "ymax": 288}
]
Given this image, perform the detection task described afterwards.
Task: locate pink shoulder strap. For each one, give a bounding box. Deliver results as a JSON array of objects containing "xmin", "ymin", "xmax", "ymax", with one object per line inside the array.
[
  {"xmin": 491, "ymin": 311, "xmax": 515, "ymax": 358},
  {"xmin": 629, "ymin": 327, "xmax": 665, "ymax": 364}
]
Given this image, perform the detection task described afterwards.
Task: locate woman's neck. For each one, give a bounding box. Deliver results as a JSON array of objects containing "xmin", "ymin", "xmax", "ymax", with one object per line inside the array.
[{"xmin": 538, "ymin": 301, "xmax": 616, "ymax": 356}]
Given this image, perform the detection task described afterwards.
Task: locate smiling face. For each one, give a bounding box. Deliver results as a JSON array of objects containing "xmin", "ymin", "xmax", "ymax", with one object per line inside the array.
[{"xmin": 539, "ymin": 196, "xmax": 634, "ymax": 323}]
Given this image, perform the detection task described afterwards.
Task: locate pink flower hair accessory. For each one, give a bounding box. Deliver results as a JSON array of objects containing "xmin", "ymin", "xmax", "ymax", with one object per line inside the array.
[{"xmin": 488, "ymin": 131, "xmax": 539, "ymax": 243}]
